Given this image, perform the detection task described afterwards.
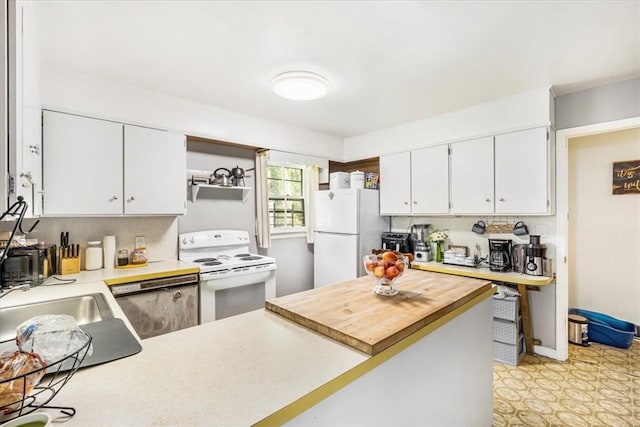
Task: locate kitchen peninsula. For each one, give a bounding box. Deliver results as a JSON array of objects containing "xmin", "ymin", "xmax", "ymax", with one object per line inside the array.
[
  {"xmin": 411, "ymin": 261, "xmax": 554, "ymax": 354},
  {"xmin": 2, "ymin": 268, "xmax": 494, "ymax": 426}
]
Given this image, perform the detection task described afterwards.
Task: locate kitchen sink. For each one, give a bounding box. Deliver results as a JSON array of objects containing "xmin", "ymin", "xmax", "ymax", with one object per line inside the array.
[
  {"xmin": 0, "ymin": 292, "xmax": 142, "ymax": 369},
  {"xmin": 0, "ymin": 293, "xmax": 114, "ymax": 342}
]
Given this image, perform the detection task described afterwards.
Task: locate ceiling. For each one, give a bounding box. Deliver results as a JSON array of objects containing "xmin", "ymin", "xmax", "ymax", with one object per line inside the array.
[{"xmin": 30, "ymin": 1, "xmax": 640, "ymax": 138}]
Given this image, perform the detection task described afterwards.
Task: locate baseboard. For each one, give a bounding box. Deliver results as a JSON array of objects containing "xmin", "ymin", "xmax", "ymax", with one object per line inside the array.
[{"xmin": 533, "ymin": 345, "xmax": 559, "ymax": 360}]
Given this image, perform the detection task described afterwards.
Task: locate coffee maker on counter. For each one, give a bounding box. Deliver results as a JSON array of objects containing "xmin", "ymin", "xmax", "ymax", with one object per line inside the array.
[
  {"xmin": 525, "ymin": 235, "xmax": 546, "ymax": 276},
  {"xmin": 410, "ymin": 224, "xmax": 432, "ymax": 262},
  {"xmin": 488, "ymin": 239, "xmax": 513, "ymax": 272}
]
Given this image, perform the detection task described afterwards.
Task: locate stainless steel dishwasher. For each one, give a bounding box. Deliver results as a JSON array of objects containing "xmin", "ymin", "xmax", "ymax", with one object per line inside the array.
[{"xmin": 110, "ymin": 272, "xmax": 199, "ymax": 339}]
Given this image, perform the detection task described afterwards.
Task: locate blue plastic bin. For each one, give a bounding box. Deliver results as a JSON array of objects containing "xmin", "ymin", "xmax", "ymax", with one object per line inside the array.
[{"xmin": 569, "ymin": 308, "xmax": 636, "ymax": 349}]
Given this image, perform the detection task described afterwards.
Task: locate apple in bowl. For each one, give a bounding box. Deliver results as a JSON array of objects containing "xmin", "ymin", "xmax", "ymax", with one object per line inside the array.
[{"xmin": 363, "ymin": 251, "xmax": 408, "ymax": 296}]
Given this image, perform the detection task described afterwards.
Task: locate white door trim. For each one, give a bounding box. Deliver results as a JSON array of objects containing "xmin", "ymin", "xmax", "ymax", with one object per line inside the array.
[{"xmin": 555, "ymin": 116, "xmax": 640, "ymax": 361}]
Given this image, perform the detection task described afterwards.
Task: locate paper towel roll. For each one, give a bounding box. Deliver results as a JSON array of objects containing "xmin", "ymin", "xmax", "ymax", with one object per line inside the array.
[{"xmin": 103, "ymin": 235, "xmax": 116, "ymax": 269}]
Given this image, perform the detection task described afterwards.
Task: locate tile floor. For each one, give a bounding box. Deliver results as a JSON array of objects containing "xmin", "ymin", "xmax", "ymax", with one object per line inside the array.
[{"xmin": 493, "ymin": 341, "xmax": 640, "ymax": 426}]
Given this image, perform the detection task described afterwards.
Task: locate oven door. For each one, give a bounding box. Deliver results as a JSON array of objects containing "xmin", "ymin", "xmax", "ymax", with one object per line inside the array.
[
  {"xmin": 200, "ymin": 268, "xmax": 276, "ymax": 323},
  {"xmin": 114, "ymin": 284, "xmax": 199, "ymax": 339}
]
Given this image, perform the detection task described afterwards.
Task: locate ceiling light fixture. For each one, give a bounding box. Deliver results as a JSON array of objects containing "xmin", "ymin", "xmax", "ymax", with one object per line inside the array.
[{"xmin": 271, "ymin": 71, "xmax": 330, "ymax": 101}]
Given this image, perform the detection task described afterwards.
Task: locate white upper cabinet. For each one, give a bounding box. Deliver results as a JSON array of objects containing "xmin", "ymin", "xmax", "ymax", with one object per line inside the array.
[
  {"xmin": 42, "ymin": 110, "xmax": 186, "ymax": 216},
  {"xmin": 380, "ymin": 145, "xmax": 449, "ymax": 215},
  {"xmin": 380, "ymin": 151, "xmax": 411, "ymax": 215},
  {"xmin": 123, "ymin": 125, "xmax": 186, "ymax": 215},
  {"xmin": 494, "ymin": 127, "xmax": 550, "ymax": 214},
  {"xmin": 450, "ymin": 136, "xmax": 494, "ymax": 214},
  {"xmin": 42, "ymin": 110, "xmax": 123, "ymax": 215},
  {"xmin": 380, "ymin": 126, "xmax": 552, "ymax": 217},
  {"xmin": 410, "ymin": 145, "xmax": 449, "ymax": 214}
]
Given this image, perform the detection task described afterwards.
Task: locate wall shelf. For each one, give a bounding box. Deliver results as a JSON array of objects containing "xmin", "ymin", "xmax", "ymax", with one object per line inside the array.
[{"xmin": 190, "ymin": 183, "xmax": 252, "ymax": 203}]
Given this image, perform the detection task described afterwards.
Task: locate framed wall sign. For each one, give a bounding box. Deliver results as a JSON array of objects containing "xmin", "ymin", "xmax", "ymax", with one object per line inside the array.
[{"xmin": 612, "ymin": 159, "xmax": 640, "ymax": 194}]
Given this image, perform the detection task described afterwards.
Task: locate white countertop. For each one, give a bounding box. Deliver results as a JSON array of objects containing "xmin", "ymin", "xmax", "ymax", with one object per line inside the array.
[
  {"xmin": 1, "ymin": 260, "xmax": 368, "ymax": 426},
  {"xmin": 2, "ymin": 261, "xmax": 493, "ymax": 426},
  {"xmin": 51, "ymin": 310, "xmax": 367, "ymax": 426},
  {"xmin": 411, "ymin": 260, "xmax": 554, "ymax": 286}
]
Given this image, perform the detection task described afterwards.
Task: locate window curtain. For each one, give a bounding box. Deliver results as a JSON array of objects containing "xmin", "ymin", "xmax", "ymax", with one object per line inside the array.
[
  {"xmin": 255, "ymin": 150, "xmax": 271, "ymax": 248},
  {"xmin": 304, "ymin": 164, "xmax": 319, "ymax": 244}
]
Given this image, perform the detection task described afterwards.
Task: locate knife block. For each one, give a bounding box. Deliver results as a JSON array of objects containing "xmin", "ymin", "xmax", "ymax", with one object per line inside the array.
[{"xmin": 60, "ymin": 253, "xmax": 81, "ymax": 275}]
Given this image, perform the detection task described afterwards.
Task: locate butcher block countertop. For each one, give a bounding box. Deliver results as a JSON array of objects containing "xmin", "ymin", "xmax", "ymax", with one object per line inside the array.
[{"xmin": 266, "ymin": 269, "xmax": 493, "ymax": 355}]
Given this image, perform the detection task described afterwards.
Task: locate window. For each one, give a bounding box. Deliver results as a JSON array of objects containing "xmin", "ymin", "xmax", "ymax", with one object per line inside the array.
[{"xmin": 268, "ymin": 163, "xmax": 305, "ymax": 233}]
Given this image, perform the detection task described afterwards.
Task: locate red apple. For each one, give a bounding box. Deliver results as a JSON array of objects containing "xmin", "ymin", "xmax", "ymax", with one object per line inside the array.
[
  {"xmin": 395, "ymin": 260, "xmax": 405, "ymax": 272},
  {"xmin": 385, "ymin": 266, "xmax": 399, "ymax": 279}
]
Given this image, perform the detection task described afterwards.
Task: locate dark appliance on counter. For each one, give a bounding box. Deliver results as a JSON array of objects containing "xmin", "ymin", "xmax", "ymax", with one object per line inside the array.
[
  {"xmin": 525, "ymin": 235, "xmax": 546, "ymax": 276},
  {"xmin": 381, "ymin": 232, "xmax": 411, "ymax": 253},
  {"xmin": 0, "ymin": 244, "xmax": 57, "ymax": 287},
  {"xmin": 488, "ymin": 239, "xmax": 512, "ymax": 272}
]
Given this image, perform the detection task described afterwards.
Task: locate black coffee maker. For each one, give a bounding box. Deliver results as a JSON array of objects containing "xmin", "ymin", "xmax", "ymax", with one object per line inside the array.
[{"xmin": 488, "ymin": 239, "xmax": 512, "ymax": 272}]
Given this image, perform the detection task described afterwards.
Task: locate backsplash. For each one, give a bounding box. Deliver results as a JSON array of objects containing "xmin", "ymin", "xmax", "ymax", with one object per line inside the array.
[{"xmin": 0, "ymin": 217, "xmax": 179, "ymax": 267}]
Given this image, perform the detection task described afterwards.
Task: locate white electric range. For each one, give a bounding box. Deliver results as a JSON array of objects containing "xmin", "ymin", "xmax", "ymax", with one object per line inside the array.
[{"xmin": 178, "ymin": 230, "xmax": 277, "ymax": 323}]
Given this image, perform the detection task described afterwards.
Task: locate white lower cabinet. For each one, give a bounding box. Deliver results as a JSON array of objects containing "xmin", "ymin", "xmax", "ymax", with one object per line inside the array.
[
  {"xmin": 380, "ymin": 145, "xmax": 449, "ymax": 215},
  {"xmin": 42, "ymin": 110, "xmax": 186, "ymax": 216}
]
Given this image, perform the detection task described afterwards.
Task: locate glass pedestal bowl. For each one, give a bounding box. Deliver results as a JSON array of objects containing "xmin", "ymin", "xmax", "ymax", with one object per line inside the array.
[{"xmin": 363, "ymin": 252, "xmax": 408, "ymax": 296}]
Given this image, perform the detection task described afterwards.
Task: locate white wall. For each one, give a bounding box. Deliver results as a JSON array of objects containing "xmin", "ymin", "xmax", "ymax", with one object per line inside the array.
[
  {"xmin": 568, "ymin": 127, "xmax": 640, "ymax": 324},
  {"xmin": 38, "ymin": 68, "xmax": 343, "ymax": 160},
  {"xmin": 556, "ymin": 78, "xmax": 640, "ymax": 130},
  {"xmin": 343, "ymin": 87, "xmax": 553, "ymax": 161}
]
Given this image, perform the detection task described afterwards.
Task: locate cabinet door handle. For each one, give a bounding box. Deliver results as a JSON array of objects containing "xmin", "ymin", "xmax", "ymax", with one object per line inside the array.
[
  {"xmin": 127, "ymin": 196, "xmax": 135, "ymax": 202},
  {"xmin": 173, "ymin": 290, "xmax": 182, "ymax": 300},
  {"xmin": 404, "ymin": 201, "xmax": 409, "ymax": 205},
  {"xmin": 110, "ymin": 195, "xmax": 118, "ymax": 201},
  {"xmin": 413, "ymin": 201, "xmax": 418, "ymax": 205},
  {"xmin": 499, "ymin": 197, "xmax": 505, "ymax": 202},
  {"xmin": 485, "ymin": 198, "xmax": 491, "ymax": 202}
]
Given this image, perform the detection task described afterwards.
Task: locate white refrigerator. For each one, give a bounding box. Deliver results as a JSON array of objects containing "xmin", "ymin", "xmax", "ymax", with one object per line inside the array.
[{"xmin": 313, "ymin": 189, "xmax": 389, "ymax": 288}]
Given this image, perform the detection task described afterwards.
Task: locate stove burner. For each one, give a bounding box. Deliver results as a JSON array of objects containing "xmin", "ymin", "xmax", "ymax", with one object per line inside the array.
[
  {"xmin": 240, "ymin": 256, "xmax": 262, "ymax": 261},
  {"xmin": 235, "ymin": 253, "xmax": 252, "ymax": 257},
  {"xmin": 203, "ymin": 261, "xmax": 223, "ymax": 266},
  {"xmin": 194, "ymin": 257, "xmax": 217, "ymax": 263}
]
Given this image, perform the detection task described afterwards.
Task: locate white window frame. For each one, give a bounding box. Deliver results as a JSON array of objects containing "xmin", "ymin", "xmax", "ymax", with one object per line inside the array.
[{"xmin": 267, "ymin": 161, "xmax": 307, "ymax": 236}]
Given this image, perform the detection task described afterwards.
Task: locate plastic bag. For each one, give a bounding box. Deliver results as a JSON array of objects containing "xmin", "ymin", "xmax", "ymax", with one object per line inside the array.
[
  {"xmin": 0, "ymin": 350, "xmax": 47, "ymax": 412},
  {"xmin": 16, "ymin": 314, "xmax": 93, "ymax": 363},
  {"xmin": 130, "ymin": 248, "xmax": 147, "ymax": 265}
]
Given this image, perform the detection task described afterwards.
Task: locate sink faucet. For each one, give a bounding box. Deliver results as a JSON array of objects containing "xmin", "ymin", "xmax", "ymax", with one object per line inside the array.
[{"xmin": 0, "ymin": 283, "xmax": 31, "ymax": 300}]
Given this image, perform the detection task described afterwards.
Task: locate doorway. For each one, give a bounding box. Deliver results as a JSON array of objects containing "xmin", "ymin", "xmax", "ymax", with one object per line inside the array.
[{"xmin": 555, "ymin": 117, "xmax": 640, "ymax": 361}]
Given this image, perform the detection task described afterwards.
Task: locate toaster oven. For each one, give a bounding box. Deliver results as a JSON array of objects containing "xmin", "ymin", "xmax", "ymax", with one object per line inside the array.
[{"xmin": 0, "ymin": 244, "xmax": 57, "ymax": 287}]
